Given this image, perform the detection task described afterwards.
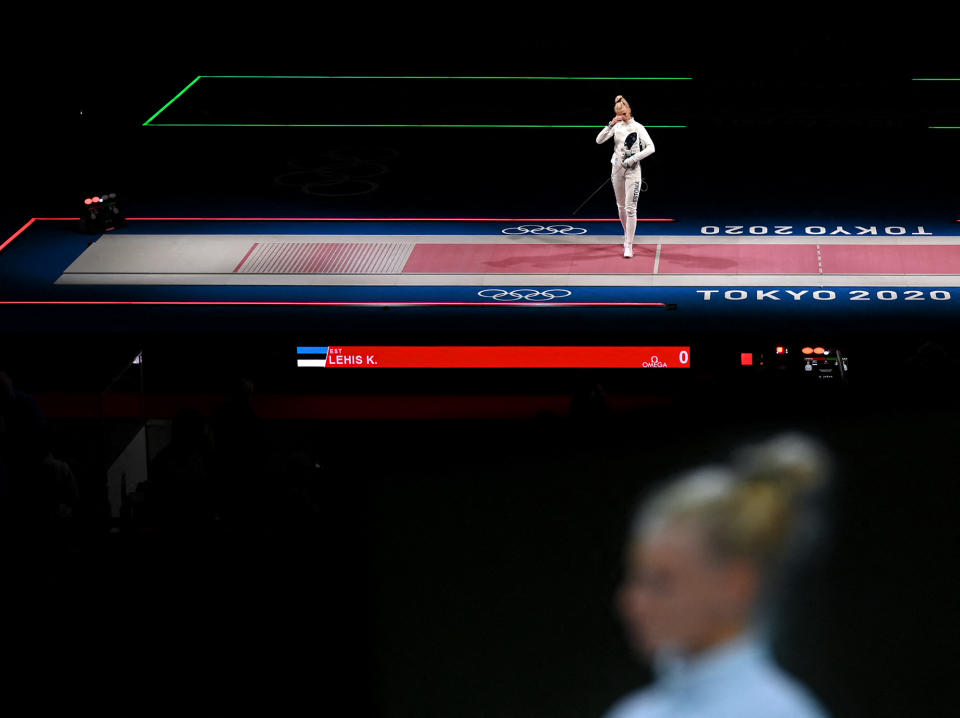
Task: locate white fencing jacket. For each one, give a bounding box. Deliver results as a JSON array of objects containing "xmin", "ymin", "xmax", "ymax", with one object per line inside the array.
[{"xmin": 596, "ymin": 118, "xmax": 655, "ymax": 170}]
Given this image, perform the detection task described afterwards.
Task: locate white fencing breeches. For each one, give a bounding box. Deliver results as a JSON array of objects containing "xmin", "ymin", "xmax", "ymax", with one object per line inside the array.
[{"xmin": 612, "ymin": 165, "xmax": 642, "ymax": 246}]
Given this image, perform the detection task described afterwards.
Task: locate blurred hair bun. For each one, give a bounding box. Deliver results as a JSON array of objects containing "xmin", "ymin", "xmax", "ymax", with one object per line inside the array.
[
  {"xmin": 633, "ymin": 433, "xmax": 830, "ymax": 568},
  {"xmin": 732, "ymin": 432, "xmax": 830, "ymax": 494}
]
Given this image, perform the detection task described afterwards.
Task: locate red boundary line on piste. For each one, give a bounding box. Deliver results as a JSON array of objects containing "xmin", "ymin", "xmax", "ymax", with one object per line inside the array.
[
  {"xmin": 29, "ymin": 217, "xmax": 674, "ymax": 222},
  {"xmin": 233, "ymin": 241, "xmax": 260, "ymax": 272},
  {"xmin": 0, "ymin": 218, "xmax": 37, "ymax": 254},
  {"xmin": 0, "ymin": 301, "xmax": 669, "ymax": 307}
]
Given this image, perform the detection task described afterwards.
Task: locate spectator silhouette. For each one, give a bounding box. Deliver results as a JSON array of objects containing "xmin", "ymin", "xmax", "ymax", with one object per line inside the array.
[
  {"xmin": 0, "ymin": 370, "xmax": 48, "ymax": 532},
  {"xmin": 570, "ymin": 370, "xmax": 612, "ymax": 424},
  {"xmin": 1, "ymin": 371, "xmax": 80, "ymax": 589},
  {"xmin": 147, "ymin": 408, "xmax": 215, "ymax": 533},
  {"xmin": 210, "ymin": 376, "xmax": 267, "ymax": 530}
]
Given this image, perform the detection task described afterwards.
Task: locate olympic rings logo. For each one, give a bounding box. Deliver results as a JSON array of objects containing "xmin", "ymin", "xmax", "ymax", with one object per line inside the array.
[
  {"xmin": 477, "ymin": 288, "xmax": 573, "ymax": 302},
  {"xmin": 274, "ymin": 147, "xmax": 398, "ymax": 197},
  {"xmin": 501, "ymin": 224, "xmax": 588, "ymax": 235}
]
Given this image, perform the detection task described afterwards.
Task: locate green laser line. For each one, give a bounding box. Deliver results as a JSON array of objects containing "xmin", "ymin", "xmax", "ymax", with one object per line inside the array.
[
  {"xmin": 143, "ymin": 76, "xmax": 202, "ymax": 125},
  {"xmin": 929, "ymin": 126, "xmax": 960, "ymax": 129},
  {"xmin": 147, "ymin": 75, "xmax": 691, "ymax": 125},
  {"xmin": 144, "ymin": 123, "xmax": 688, "ymax": 128},
  {"xmin": 201, "ymin": 75, "xmax": 694, "ymax": 80}
]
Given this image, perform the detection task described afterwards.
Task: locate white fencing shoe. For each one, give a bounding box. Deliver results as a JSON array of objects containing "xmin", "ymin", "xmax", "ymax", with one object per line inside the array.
[{"xmin": 623, "ymin": 243, "xmax": 633, "ymax": 258}]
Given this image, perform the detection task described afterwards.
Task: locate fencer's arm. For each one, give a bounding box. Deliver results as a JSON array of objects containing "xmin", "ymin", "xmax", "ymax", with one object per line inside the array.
[
  {"xmin": 596, "ymin": 122, "xmax": 616, "ymax": 144},
  {"xmin": 632, "ymin": 124, "xmax": 656, "ymax": 161}
]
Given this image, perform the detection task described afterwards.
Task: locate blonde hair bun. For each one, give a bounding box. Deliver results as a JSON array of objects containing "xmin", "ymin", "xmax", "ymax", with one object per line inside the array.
[
  {"xmin": 633, "ymin": 433, "xmax": 830, "ymax": 568},
  {"xmin": 733, "ymin": 432, "xmax": 830, "ymax": 494}
]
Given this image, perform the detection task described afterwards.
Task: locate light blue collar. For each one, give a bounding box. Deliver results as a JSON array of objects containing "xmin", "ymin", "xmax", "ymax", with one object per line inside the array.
[{"xmin": 653, "ymin": 632, "xmax": 769, "ymax": 692}]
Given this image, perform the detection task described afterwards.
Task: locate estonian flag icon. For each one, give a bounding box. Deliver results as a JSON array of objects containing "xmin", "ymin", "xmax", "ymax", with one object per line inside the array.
[{"xmin": 297, "ymin": 346, "xmax": 328, "ymax": 367}]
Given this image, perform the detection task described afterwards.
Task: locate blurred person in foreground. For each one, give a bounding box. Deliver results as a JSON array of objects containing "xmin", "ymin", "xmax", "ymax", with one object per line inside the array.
[{"xmin": 606, "ymin": 434, "xmax": 832, "ymax": 718}]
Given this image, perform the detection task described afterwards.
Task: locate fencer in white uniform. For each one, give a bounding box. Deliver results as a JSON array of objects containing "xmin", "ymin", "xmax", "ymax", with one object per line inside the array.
[{"xmin": 595, "ymin": 96, "xmax": 655, "ymax": 257}]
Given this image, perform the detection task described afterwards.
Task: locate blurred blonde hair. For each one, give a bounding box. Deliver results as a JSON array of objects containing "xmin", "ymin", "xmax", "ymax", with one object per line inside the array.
[
  {"xmin": 614, "ymin": 95, "xmax": 632, "ymax": 117},
  {"xmin": 632, "ymin": 433, "xmax": 829, "ymax": 570}
]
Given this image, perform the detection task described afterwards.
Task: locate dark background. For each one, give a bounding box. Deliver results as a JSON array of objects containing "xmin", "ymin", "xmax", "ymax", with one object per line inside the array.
[
  {"xmin": 4, "ymin": 12, "xmax": 960, "ymax": 225},
  {"xmin": 2, "ymin": 11, "xmax": 959, "ymax": 716}
]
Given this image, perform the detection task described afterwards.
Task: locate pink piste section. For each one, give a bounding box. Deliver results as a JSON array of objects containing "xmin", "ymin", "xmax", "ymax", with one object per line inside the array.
[
  {"xmin": 400, "ymin": 243, "xmax": 960, "ymax": 276},
  {"xmin": 655, "ymin": 244, "xmax": 821, "ymax": 274},
  {"xmin": 402, "ymin": 243, "xmax": 658, "ymax": 274},
  {"xmin": 225, "ymin": 241, "xmax": 960, "ymax": 276},
  {"xmin": 818, "ymin": 245, "xmax": 960, "ymax": 275}
]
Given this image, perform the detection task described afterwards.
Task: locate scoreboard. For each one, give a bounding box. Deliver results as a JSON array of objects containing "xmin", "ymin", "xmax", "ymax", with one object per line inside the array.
[{"xmin": 297, "ymin": 346, "xmax": 692, "ymax": 369}]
